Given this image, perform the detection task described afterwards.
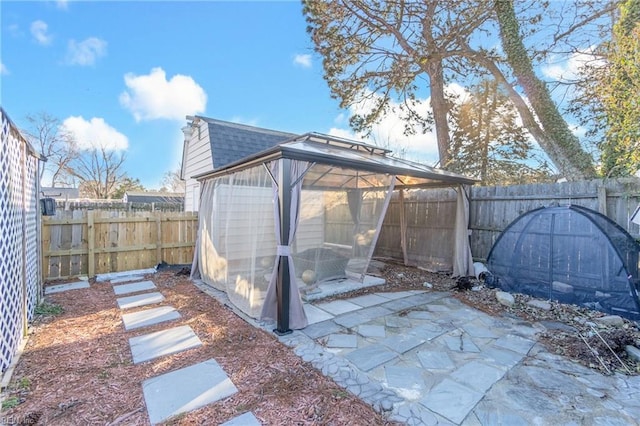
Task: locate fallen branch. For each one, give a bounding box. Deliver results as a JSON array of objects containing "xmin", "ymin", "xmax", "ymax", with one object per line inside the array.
[
  {"xmin": 590, "ymin": 326, "xmax": 632, "ymax": 374},
  {"xmin": 578, "ymin": 332, "xmax": 611, "ymax": 375},
  {"xmin": 106, "ymin": 407, "xmax": 144, "ymax": 426}
]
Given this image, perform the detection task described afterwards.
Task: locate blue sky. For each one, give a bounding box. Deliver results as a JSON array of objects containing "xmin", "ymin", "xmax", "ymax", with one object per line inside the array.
[
  {"xmin": 2, "ymin": 0, "xmax": 373, "ymax": 189},
  {"xmin": 2, "ymin": 1, "xmax": 598, "ymax": 189}
]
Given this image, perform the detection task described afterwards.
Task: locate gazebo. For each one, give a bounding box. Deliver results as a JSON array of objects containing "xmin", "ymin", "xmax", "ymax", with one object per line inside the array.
[{"xmin": 191, "ymin": 133, "xmax": 476, "ymax": 334}]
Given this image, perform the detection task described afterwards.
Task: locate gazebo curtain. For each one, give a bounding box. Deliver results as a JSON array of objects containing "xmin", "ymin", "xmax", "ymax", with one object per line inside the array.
[
  {"xmin": 453, "ymin": 185, "xmax": 475, "ymax": 277},
  {"xmin": 260, "ymin": 159, "xmax": 309, "ymax": 329}
]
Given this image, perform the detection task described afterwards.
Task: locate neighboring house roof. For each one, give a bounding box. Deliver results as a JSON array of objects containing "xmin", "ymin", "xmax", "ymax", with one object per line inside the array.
[
  {"xmin": 195, "ymin": 116, "xmax": 297, "ymax": 170},
  {"xmin": 41, "ymin": 187, "xmax": 80, "ymax": 200},
  {"xmin": 124, "ymin": 191, "xmax": 184, "ymax": 204}
]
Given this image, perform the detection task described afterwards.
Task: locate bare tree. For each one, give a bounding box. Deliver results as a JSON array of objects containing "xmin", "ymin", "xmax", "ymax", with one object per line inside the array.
[
  {"xmin": 66, "ymin": 147, "xmax": 126, "ymax": 199},
  {"xmin": 22, "ymin": 112, "xmax": 78, "ymax": 186},
  {"xmin": 160, "ymin": 168, "xmax": 186, "ymax": 193}
]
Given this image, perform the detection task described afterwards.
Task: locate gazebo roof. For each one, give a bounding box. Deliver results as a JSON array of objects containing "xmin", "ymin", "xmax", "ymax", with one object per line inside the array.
[{"xmin": 195, "ymin": 132, "xmax": 477, "ymax": 189}]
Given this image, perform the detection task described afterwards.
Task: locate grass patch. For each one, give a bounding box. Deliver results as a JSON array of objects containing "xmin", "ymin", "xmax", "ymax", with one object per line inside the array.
[
  {"xmin": 17, "ymin": 377, "xmax": 30, "ymax": 390},
  {"xmin": 34, "ymin": 301, "xmax": 63, "ymax": 316},
  {"xmin": 1, "ymin": 396, "xmax": 21, "ymax": 411}
]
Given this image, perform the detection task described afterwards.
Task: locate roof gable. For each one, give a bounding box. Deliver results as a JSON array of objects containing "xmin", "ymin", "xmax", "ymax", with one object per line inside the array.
[{"xmin": 198, "ymin": 117, "xmax": 296, "ymax": 169}]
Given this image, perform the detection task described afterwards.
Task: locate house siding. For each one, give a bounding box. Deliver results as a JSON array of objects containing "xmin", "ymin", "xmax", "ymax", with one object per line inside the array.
[{"xmin": 183, "ymin": 121, "xmax": 213, "ymax": 211}]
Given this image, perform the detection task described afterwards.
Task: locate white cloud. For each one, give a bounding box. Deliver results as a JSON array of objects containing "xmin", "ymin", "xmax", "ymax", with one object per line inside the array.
[
  {"xmin": 119, "ymin": 67, "xmax": 207, "ymax": 122},
  {"xmin": 66, "ymin": 37, "xmax": 107, "ymax": 66},
  {"xmin": 293, "ymin": 54, "xmax": 312, "ymax": 68},
  {"xmin": 56, "ymin": 0, "xmax": 69, "ymax": 10},
  {"xmin": 31, "ymin": 20, "xmax": 52, "ymax": 45},
  {"xmin": 61, "ymin": 116, "xmax": 129, "ymax": 151},
  {"xmin": 542, "ymin": 47, "xmax": 605, "ymax": 82},
  {"xmin": 1, "ymin": 63, "xmax": 9, "ymax": 75}
]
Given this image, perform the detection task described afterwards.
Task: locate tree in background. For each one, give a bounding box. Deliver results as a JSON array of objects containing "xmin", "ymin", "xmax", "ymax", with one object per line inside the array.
[
  {"xmin": 304, "ymin": 1, "xmax": 610, "ymax": 180},
  {"xmin": 596, "ymin": 0, "xmax": 640, "ymax": 176},
  {"xmin": 112, "ymin": 177, "xmax": 145, "ymax": 199},
  {"xmin": 447, "ymin": 79, "xmax": 554, "ymax": 185},
  {"xmin": 159, "ymin": 168, "xmax": 185, "ymax": 193},
  {"xmin": 65, "ymin": 147, "xmax": 126, "ymax": 199},
  {"xmin": 22, "ymin": 112, "xmax": 78, "ymax": 186}
]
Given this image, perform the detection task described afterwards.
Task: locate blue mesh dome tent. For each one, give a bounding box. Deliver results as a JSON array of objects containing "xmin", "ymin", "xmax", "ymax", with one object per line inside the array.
[{"xmin": 487, "ymin": 205, "xmax": 640, "ymax": 320}]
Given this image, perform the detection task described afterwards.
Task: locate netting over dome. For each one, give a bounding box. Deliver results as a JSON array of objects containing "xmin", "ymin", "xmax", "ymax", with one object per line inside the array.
[{"xmin": 487, "ymin": 205, "xmax": 640, "ymax": 320}]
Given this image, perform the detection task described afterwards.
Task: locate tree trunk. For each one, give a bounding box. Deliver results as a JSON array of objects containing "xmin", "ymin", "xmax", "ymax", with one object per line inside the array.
[
  {"xmin": 427, "ymin": 59, "xmax": 451, "ymax": 167},
  {"xmin": 493, "ymin": 0, "xmax": 597, "ymax": 180}
]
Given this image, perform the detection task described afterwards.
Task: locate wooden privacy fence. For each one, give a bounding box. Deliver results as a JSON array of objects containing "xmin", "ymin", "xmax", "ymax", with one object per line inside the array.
[{"xmin": 42, "ymin": 210, "xmax": 198, "ymax": 280}]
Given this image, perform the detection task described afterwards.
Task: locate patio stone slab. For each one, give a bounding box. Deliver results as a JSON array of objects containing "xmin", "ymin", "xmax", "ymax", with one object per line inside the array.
[
  {"xmin": 347, "ymin": 294, "xmax": 388, "ymax": 307},
  {"xmin": 129, "ymin": 325, "xmax": 202, "ymax": 364},
  {"xmin": 385, "ymin": 366, "xmax": 426, "ymax": 395},
  {"xmin": 110, "ymin": 275, "xmax": 146, "ymax": 284},
  {"xmin": 375, "ymin": 291, "xmax": 422, "ymax": 300},
  {"xmin": 493, "ymin": 334, "xmax": 536, "ymax": 355},
  {"xmin": 384, "ymin": 315, "xmax": 412, "ymax": 328},
  {"xmin": 302, "ymin": 320, "xmax": 343, "ymax": 339},
  {"xmin": 417, "ymin": 350, "xmax": 456, "ymax": 370},
  {"xmin": 113, "ymin": 280, "xmax": 157, "ymax": 295},
  {"xmin": 326, "ymin": 333, "xmax": 358, "ymax": 348},
  {"xmin": 303, "ymin": 304, "xmax": 334, "ymax": 325},
  {"xmin": 419, "ymin": 378, "xmax": 483, "ymax": 424},
  {"xmin": 220, "ymin": 412, "xmax": 261, "ymax": 426},
  {"xmin": 357, "ymin": 324, "xmax": 386, "ymax": 338},
  {"xmin": 143, "ymin": 358, "xmax": 237, "ymax": 425},
  {"xmin": 121, "ymin": 306, "xmax": 181, "ymax": 331},
  {"xmin": 44, "ymin": 281, "xmax": 90, "ymax": 295},
  {"xmin": 450, "ymin": 360, "xmax": 506, "ymax": 393},
  {"xmin": 117, "ymin": 292, "xmax": 165, "ymax": 309},
  {"xmin": 345, "ymin": 344, "xmax": 398, "ymax": 371},
  {"xmin": 481, "ymin": 346, "xmax": 525, "ymax": 369},
  {"xmin": 316, "ymin": 300, "xmax": 362, "ymax": 316},
  {"xmin": 380, "ymin": 334, "xmax": 426, "ymax": 354},
  {"xmin": 442, "ymin": 333, "xmax": 480, "ymax": 353}
]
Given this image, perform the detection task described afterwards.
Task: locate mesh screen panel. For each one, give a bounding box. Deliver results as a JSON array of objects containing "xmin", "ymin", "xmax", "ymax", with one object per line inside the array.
[{"xmin": 487, "ymin": 205, "xmax": 640, "ymax": 319}]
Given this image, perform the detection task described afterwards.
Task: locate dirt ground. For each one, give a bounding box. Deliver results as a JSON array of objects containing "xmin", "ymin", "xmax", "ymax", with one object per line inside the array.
[{"xmin": 2, "ymin": 259, "xmax": 640, "ymax": 425}]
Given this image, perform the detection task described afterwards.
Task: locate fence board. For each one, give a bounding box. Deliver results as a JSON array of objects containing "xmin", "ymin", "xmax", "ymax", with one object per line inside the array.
[{"xmin": 42, "ymin": 210, "xmax": 198, "ymax": 280}]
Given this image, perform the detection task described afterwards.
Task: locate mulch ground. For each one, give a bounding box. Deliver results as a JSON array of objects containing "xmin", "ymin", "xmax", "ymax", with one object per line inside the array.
[
  {"xmin": 1, "ymin": 271, "xmax": 395, "ymax": 425},
  {"xmin": 3, "ymin": 259, "xmax": 640, "ymax": 425}
]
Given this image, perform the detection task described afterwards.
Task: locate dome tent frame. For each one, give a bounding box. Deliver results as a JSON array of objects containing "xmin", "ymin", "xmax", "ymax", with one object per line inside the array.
[{"xmin": 487, "ymin": 204, "xmax": 640, "ymax": 320}]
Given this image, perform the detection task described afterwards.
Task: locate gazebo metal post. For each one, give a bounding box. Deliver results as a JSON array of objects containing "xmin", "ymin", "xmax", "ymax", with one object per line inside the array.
[{"xmin": 275, "ymin": 158, "xmax": 292, "ymax": 335}]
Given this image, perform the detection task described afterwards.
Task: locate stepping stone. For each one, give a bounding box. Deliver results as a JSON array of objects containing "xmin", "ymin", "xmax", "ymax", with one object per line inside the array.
[
  {"xmin": 418, "ymin": 350, "xmax": 456, "ymax": 370},
  {"xmin": 117, "ymin": 292, "xmax": 164, "ymax": 309},
  {"xmin": 113, "ymin": 280, "xmax": 157, "ymax": 295},
  {"xmin": 122, "ymin": 306, "xmax": 181, "ymax": 331},
  {"xmin": 143, "ymin": 358, "xmax": 237, "ymax": 424},
  {"xmin": 111, "ymin": 275, "xmax": 146, "ymax": 284},
  {"xmin": 220, "ymin": 412, "xmax": 261, "ymax": 426},
  {"xmin": 303, "ymin": 304, "xmax": 334, "ymax": 325},
  {"xmin": 96, "ymin": 268, "xmax": 156, "ymax": 282},
  {"xmin": 44, "ymin": 281, "xmax": 90, "ymax": 294},
  {"xmin": 129, "ymin": 325, "xmax": 201, "ymax": 364}
]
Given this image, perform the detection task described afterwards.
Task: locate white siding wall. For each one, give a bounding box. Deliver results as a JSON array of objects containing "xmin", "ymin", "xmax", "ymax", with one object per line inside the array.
[{"xmin": 183, "ymin": 121, "xmax": 214, "ymax": 212}]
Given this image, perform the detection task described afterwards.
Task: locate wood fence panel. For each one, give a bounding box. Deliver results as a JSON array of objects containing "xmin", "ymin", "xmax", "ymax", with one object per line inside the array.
[{"xmin": 42, "ymin": 211, "xmax": 198, "ymax": 280}]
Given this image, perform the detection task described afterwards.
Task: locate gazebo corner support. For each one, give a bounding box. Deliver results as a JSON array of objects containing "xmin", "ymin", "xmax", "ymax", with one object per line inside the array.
[{"xmin": 275, "ymin": 158, "xmax": 292, "ymax": 335}]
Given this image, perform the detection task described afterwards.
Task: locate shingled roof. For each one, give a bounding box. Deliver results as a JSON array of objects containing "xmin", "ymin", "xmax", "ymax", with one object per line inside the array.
[{"xmin": 196, "ymin": 116, "xmax": 297, "ymax": 170}]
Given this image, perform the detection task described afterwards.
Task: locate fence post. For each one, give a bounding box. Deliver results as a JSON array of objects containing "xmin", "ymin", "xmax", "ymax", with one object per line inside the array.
[
  {"xmin": 598, "ymin": 184, "xmax": 607, "ymax": 215},
  {"xmin": 87, "ymin": 210, "xmax": 95, "ymax": 278},
  {"xmin": 156, "ymin": 214, "xmax": 162, "ymax": 265}
]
